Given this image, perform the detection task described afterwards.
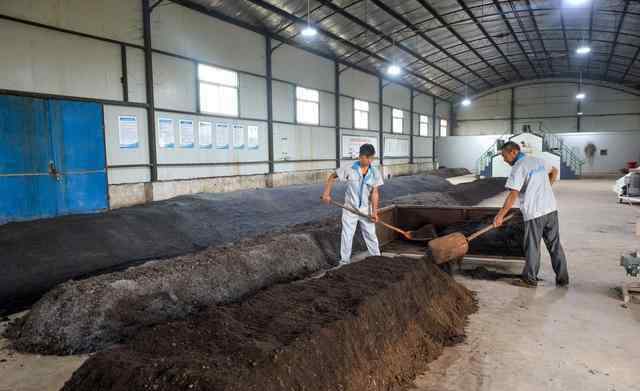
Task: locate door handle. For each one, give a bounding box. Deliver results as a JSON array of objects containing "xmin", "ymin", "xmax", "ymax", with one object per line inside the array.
[{"xmin": 48, "ymin": 161, "xmax": 62, "ymax": 181}]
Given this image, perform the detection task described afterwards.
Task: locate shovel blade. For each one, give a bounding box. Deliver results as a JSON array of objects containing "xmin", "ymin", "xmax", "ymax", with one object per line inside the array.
[{"xmin": 428, "ymin": 232, "xmax": 469, "ymax": 264}]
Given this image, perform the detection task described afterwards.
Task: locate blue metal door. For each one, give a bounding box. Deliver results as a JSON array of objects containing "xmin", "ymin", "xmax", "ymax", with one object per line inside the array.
[
  {"xmin": 0, "ymin": 95, "xmax": 107, "ymax": 223},
  {"xmin": 0, "ymin": 95, "xmax": 58, "ymax": 223},
  {"xmin": 48, "ymin": 100, "xmax": 107, "ymax": 215}
]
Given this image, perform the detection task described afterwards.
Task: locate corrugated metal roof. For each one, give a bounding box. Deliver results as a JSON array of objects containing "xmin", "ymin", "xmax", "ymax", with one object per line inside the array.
[{"xmin": 180, "ymin": 0, "xmax": 640, "ymax": 99}]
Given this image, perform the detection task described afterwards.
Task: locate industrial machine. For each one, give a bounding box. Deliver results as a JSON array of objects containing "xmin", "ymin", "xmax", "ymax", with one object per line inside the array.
[
  {"xmin": 620, "ymin": 251, "xmax": 640, "ymax": 306},
  {"xmin": 614, "ymin": 168, "xmax": 640, "ymax": 204}
]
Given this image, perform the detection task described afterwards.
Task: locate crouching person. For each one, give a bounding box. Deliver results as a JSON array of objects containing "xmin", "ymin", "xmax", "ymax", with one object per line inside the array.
[{"xmin": 321, "ymin": 144, "xmax": 384, "ymax": 265}]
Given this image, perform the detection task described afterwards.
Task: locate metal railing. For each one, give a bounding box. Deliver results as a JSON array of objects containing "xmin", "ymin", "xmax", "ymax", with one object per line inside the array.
[
  {"xmin": 475, "ymin": 140, "xmax": 499, "ymax": 176},
  {"xmin": 542, "ymin": 132, "xmax": 585, "ymax": 176},
  {"xmin": 475, "ymin": 123, "xmax": 585, "ymax": 177}
]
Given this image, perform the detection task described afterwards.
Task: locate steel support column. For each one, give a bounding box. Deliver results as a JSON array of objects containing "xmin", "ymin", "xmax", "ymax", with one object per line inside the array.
[
  {"xmin": 379, "ymin": 77, "xmax": 384, "ymax": 167},
  {"xmin": 432, "ymin": 98, "xmax": 437, "ymax": 169},
  {"xmin": 510, "ymin": 87, "xmax": 515, "ymax": 134},
  {"xmin": 335, "ymin": 62, "xmax": 341, "ymax": 169},
  {"xmin": 142, "ymin": 0, "xmax": 158, "ymax": 181},
  {"xmin": 266, "ymin": 36, "xmax": 274, "ymax": 174},
  {"xmin": 577, "ymin": 101, "xmax": 582, "ymax": 132},
  {"xmin": 409, "ymin": 88, "xmax": 414, "ymax": 165}
]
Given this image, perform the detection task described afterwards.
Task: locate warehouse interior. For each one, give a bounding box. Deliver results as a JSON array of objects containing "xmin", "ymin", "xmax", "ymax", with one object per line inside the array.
[{"xmin": 0, "ymin": 1, "xmax": 639, "ymax": 390}]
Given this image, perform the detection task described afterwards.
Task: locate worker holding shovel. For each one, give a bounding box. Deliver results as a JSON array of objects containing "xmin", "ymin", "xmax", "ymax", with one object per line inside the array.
[
  {"xmin": 321, "ymin": 144, "xmax": 383, "ymax": 266},
  {"xmin": 493, "ymin": 141, "xmax": 569, "ymax": 288}
]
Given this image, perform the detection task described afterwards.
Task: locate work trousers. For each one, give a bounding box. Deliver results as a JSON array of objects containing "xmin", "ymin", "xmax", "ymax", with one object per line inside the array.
[
  {"xmin": 523, "ymin": 211, "xmax": 569, "ymax": 284},
  {"xmin": 340, "ymin": 207, "xmax": 380, "ymax": 263}
]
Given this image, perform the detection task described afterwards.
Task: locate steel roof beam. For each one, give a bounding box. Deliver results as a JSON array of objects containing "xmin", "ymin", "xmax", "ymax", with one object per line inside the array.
[
  {"xmin": 243, "ymin": 0, "xmax": 460, "ymax": 96},
  {"xmin": 560, "ymin": 11, "xmax": 572, "ymax": 72},
  {"xmin": 413, "ymin": 0, "xmax": 506, "ymax": 83},
  {"xmin": 309, "ymin": 0, "xmax": 474, "ymax": 92},
  {"xmin": 454, "ymin": 0, "xmax": 524, "ymax": 80},
  {"xmin": 604, "ymin": 1, "xmax": 630, "ymax": 80},
  {"xmin": 366, "ymin": 0, "xmax": 493, "ymax": 89},
  {"xmin": 621, "ymin": 47, "xmax": 640, "ymax": 83},
  {"xmin": 491, "ymin": 0, "xmax": 540, "ymax": 77},
  {"xmin": 427, "ymin": 51, "xmax": 635, "ymax": 85}
]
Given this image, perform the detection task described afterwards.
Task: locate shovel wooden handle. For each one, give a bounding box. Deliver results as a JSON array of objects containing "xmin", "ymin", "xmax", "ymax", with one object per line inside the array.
[
  {"xmin": 327, "ymin": 200, "xmax": 412, "ymax": 238},
  {"xmin": 466, "ymin": 214, "xmax": 515, "ymax": 242}
]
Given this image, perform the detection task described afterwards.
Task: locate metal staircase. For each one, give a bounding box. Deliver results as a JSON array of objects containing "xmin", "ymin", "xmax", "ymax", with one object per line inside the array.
[{"xmin": 476, "ymin": 123, "xmax": 584, "ymax": 179}]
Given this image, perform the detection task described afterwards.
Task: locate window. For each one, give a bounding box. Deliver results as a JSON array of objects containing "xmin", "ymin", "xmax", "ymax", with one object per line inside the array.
[
  {"xmin": 198, "ymin": 64, "xmax": 239, "ymax": 116},
  {"xmin": 353, "ymin": 99, "xmax": 369, "ymax": 129},
  {"xmin": 392, "ymin": 108, "xmax": 403, "ymax": 134},
  {"xmin": 296, "ymin": 86, "xmax": 319, "ymax": 125},
  {"xmin": 419, "ymin": 115, "xmax": 429, "ymax": 136},
  {"xmin": 440, "ymin": 118, "xmax": 448, "ymax": 137}
]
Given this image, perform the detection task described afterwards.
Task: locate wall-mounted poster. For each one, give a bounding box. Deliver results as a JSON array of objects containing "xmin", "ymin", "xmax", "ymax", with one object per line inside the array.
[
  {"xmin": 118, "ymin": 115, "xmax": 139, "ymax": 148},
  {"xmin": 233, "ymin": 124, "xmax": 244, "ymax": 149},
  {"xmin": 198, "ymin": 121, "xmax": 213, "ymax": 149},
  {"xmin": 158, "ymin": 118, "xmax": 175, "ymax": 148},
  {"xmin": 384, "ymin": 137, "xmax": 409, "ymax": 157},
  {"xmin": 247, "ymin": 125, "xmax": 259, "ymax": 149},
  {"xmin": 179, "ymin": 119, "xmax": 194, "ymax": 148},
  {"xmin": 341, "ymin": 135, "xmax": 378, "ymax": 159},
  {"xmin": 215, "ymin": 123, "xmax": 229, "ymax": 149}
]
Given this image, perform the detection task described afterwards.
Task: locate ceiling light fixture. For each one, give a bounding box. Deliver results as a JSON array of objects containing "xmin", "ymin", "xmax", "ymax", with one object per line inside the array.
[
  {"xmin": 461, "ymin": 98, "xmax": 471, "ymax": 107},
  {"xmin": 301, "ymin": 26, "xmax": 317, "ymax": 37},
  {"xmin": 386, "ymin": 36, "xmax": 401, "ymax": 76},
  {"xmin": 301, "ymin": 0, "xmax": 317, "ymax": 38},
  {"xmin": 576, "ymin": 92, "xmax": 586, "ymax": 100},
  {"xmin": 576, "ymin": 45, "xmax": 591, "ymax": 55},
  {"xmin": 564, "ymin": 0, "xmax": 590, "ymax": 7},
  {"xmin": 387, "ymin": 64, "xmax": 401, "ymax": 76},
  {"xmin": 577, "ymin": 112, "xmax": 583, "ymax": 115}
]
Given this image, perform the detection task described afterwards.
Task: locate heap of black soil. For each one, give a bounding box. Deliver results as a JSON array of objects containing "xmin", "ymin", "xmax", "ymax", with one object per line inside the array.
[
  {"xmin": 62, "ymin": 256, "xmax": 477, "ymax": 391},
  {"xmin": 0, "ymin": 173, "xmax": 474, "ymax": 314}
]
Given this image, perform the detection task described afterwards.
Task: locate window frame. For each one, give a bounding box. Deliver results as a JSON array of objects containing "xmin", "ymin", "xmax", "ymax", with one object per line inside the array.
[
  {"xmin": 353, "ymin": 99, "xmax": 369, "ymax": 130},
  {"xmin": 419, "ymin": 115, "xmax": 429, "ymax": 136},
  {"xmin": 197, "ymin": 63, "xmax": 240, "ymax": 117},
  {"xmin": 295, "ymin": 86, "xmax": 320, "ymax": 125},
  {"xmin": 392, "ymin": 108, "xmax": 404, "ymax": 134},
  {"xmin": 439, "ymin": 118, "xmax": 448, "ymax": 137}
]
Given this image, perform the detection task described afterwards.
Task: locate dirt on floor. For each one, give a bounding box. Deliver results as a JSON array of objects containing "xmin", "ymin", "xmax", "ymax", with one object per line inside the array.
[
  {"xmin": 5, "ymin": 176, "xmax": 507, "ymax": 357},
  {"xmin": 5, "ymin": 219, "xmax": 367, "ymax": 355},
  {"xmin": 0, "ymin": 170, "xmax": 478, "ymax": 314},
  {"xmin": 61, "ymin": 255, "xmax": 477, "ymax": 391},
  {"xmin": 392, "ymin": 177, "xmax": 507, "ymax": 206}
]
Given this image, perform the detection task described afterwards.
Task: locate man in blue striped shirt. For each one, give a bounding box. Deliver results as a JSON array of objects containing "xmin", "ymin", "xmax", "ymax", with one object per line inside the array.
[{"xmin": 322, "ymin": 144, "xmax": 384, "ymax": 265}]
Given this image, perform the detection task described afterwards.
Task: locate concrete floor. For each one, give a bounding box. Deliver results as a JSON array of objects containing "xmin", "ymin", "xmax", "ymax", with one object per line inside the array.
[
  {"xmin": 1, "ymin": 179, "xmax": 638, "ymax": 391},
  {"xmin": 414, "ymin": 179, "xmax": 640, "ymax": 391}
]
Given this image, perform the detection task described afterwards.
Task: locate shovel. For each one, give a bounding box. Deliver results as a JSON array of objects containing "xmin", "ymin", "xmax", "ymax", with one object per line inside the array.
[
  {"xmin": 428, "ymin": 214, "xmax": 516, "ymax": 264},
  {"xmin": 327, "ymin": 200, "xmax": 414, "ymax": 240}
]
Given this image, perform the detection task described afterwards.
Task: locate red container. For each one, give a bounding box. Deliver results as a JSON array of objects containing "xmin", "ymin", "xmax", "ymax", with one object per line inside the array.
[{"xmin": 628, "ymin": 161, "xmax": 638, "ymax": 169}]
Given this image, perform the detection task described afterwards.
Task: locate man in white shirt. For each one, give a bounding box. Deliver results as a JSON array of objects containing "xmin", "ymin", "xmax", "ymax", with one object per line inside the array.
[
  {"xmin": 321, "ymin": 144, "xmax": 384, "ymax": 265},
  {"xmin": 493, "ymin": 141, "xmax": 569, "ymax": 287}
]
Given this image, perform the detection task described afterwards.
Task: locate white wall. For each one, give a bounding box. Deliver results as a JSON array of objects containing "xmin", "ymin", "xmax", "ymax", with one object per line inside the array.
[
  {"xmin": 438, "ymin": 135, "xmax": 504, "ymax": 172},
  {"xmin": 556, "ymin": 131, "xmax": 640, "ymax": 175},
  {"xmin": 104, "ymin": 105, "xmax": 150, "ymax": 184},
  {"xmin": 0, "ymin": 0, "xmax": 142, "ymax": 45},
  {"xmin": 454, "ymin": 81, "xmax": 640, "ymax": 136},
  {"xmin": 151, "ymin": 2, "xmax": 265, "ymax": 76},
  {"xmin": 1, "ymin": 0, "xmax": 446, "ymax": 194},
  {"xmin": 439, "ymin": 131, "xmax": 640, "ymax": 176},
  {"xmin": 0, "ymin": 19, "xmax": 123, "ymax": 101}
]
